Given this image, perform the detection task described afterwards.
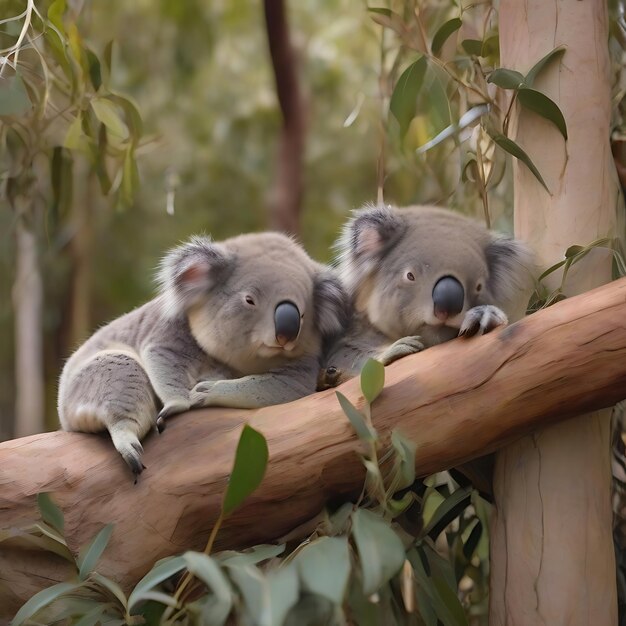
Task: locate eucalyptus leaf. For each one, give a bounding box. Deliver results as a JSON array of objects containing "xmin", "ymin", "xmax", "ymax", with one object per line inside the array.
[
  {"xmin": 390, "ymin": 429, "xmax": 416, "ymax": 490},
  {"xmin": 128, "ymin": 555, "xmax": 186, "ymax": 610},
  {"xmin": 431, "ymin": 575, "xmax": 469, "ymax": 626},
  {"xmin": 525, "ymin": 46, "xmax": 566, "ymax": 87},
  {"xmin": 485, "ymin": 126, "xmax": 549, "ymax": 192},
  {"xmin": 518, "ymin": 88, "xmax": 567, "ymax": 140},
  {"xmin": 367, "ymin": 7, "xmax": 392, "ymax": 16},
  {"xmin": 351, "ymin": 509, "xmax": 405, "ymax": 595},
  {"xmin": 431, "ymin": 18, "xmax": 462, "ymax": 54},
  {"xmin": 217, "ymin": 543, "xmax": 285, "ymax": 567},
  {"xmin": 182, "ymin": 551, "xmax": 232, "ymax": 625},
  {"xmin": 293, "ymin": 536, "xmax": 350, "ymax": 604},
  {"xmin": 37, "ymin": 493, "xmax": 65, "ymax": 535},
  {"xmin": 336, "ymin": 391, "xmax": 375, "ymax": 441},
  {"xmin": 487, "ymin": 68, "xmax": 525, "ymax": 90},
  {"xmin": 77, "ymin": 523, "xmax": 113, "ymax": 580},
  {"xmin": 222, "ymin": 424, "xmax": 269, "ymax": 516},
  {"xmin": 91, "ymin": 572, "xmax": 128, "ymax": 610},
  {"xmin": 12, "ymin": 582, "xmax": 79, "ymax": 626},
  {"xmin": 390, "ymin": 57, "xmax": 428, "ymax": 137},
  {"xmin": 461, "ymin": 39, "xmax": 483, "ymax": 56},
  {"xmin": 0, "ymin": 74, "xmax": 32, "ymax": 116},
  {"xmin": 91, "ymin": 98, "xmax": 128, "ymax": 139},
  {"xmin": 422, "ymin": 486, "xmax": 471, "ymax": 540},
  {"xmin": 462, "ymin": 519, "xmax": 482, "ymax": 561},
  {"xmin": 360, "ymin": 358, "xmax": 385, "ymax": 404}
]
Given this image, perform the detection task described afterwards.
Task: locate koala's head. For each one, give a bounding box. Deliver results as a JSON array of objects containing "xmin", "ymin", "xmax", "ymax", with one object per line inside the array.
[
  {"xmin": 336, "ymin": 204, "xmax": 533, "ymax": 343},
  {"xmin": 158, "ymin": 233, "xmax": 347, "ymax": 374}
]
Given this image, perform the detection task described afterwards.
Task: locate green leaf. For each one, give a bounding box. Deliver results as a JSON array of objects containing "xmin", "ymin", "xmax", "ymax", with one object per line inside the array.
[
  {"xmin": 217, "ymin": 543, "xmax": 285, "ymax": 568},
  {"xmin": 228, "ymin": 564, "xmax": 299, "ymax": 626},
  {"xmin": 91, "ymin": 98, "xmax": 128, "ymax": 139},
  {"xmin": 91, "ymin": 572, "xmax": 128, "ymax": 610},
  {"xmin": 462, "ymin": 519, "xmax": 482, "ymax": 561},
  {"xmin": 128, "ymin": 555, "xmax": 187, "ymax": 610},
  {"xmin": 86, "ymin": 48, "xmax": 102, "ymax": 91},
  {"xmin": 525, "ymin": 46, "xmax": 566, "ymax": 87},
  {"xmin": 517, "ymin": 88, "xmax": 567, "ymax": 140},
  {"xmin": 50, "ymin": 147, "xmax": 74, "ymax": 217},
  {"xmin": 12, "ymin": 582, "xmax": 79, "ymax": 626},
  {"xmin": 37, "ymin": 493, "xmax": 64, "ymax": 535},
  {"xmin": 461, "ymin": 39, "xmax": 483, "ymax": 56},
  {"xmin": 390, "ymin": 57, "xmax": 428, "ymax": 137},
  {"xmin": 431, "ymin": 575, "xmax": 469, "ymax": 626},
  {"xmin": 293, "ymin": 536, "xmax": 350, "ymax": 604},
  {"xmin": 222, "ymin": 425, "xmax": 269, "ymax": 516},
  {"xmin": 121, "ymin": 145, "xmax": 139, "ymax": 207},
  {"xmin": 485, "ymin": 126, "xmax": 550, "ymax": 192},
  {"xmin": 336, "ymin": 391, "xmax": 375, "ymax": 441},
  {"xmin": 182, "ymin": 552, "xmax": 232, "ymax": 625},
  {"xmin": 422, "ymin": 486, "xmax": 471, "ymax": 540},
  {"xmin": 0, "ymin": 73, "xmax": 32, "ymax": 116},
  {"xmin": 367, "ymin": 7, "xmax": 392, "ymax": 16},
  {"xmin": 351, "ymin": 509, "xmax": 405, "ymax": 595},
  {"xmin": 360, "ymin": 358, "xmax": 385, "ymax": 404},
  {"xmin": 77, "ymin": 523, "xmax": 113, "ymax": 580},
  {"xmin": 487, "ymin": 68, "xmax": 525, "ymax": 90},
  {"xmin": 109, "ymin": 93, "xmax": 144, "ymax": 141},
  {"xmin": 431, "ymin": 18, "xmax": 462, "ymax": 54},
  {"xmin": 64, "ymin": 114, "xmax": 84, "ymax": 150},
  {"xmin": 47, "ymin": 0, "xmax": 66, "ymax": 35},
  {"xmin": 390, "ymin": 429, "xmax": 416, "ymax": 490}
]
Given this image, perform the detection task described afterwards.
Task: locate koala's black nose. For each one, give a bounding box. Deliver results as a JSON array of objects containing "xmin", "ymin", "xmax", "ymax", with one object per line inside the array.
[
  {"xmin": 432, "ymin": 276, "xmax": 464, "ymax": 321},
  {"xmin": 275, "ymin": 301, "xmax": 301, "ymax": 346}
]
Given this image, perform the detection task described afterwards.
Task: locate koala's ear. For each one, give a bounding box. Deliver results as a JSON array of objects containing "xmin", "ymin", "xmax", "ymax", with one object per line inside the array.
[
  {"xmin": 335, "ymin": 203, "xmax": 405, "ymax": 293},
  {"xmin": 313, "ymin": 269, "xmax": 349, "ymax": 337},
  {"xmin": 157, "ymin": 235, "xmax": 233, "ymax": 316},
  {"xmin": 485, "ymin": 235, "xmax": 534, "ymax": 312}
]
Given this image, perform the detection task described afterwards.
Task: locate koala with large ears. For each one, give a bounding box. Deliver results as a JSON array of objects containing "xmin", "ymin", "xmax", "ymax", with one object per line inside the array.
[
  {"xmin": 58, "ymin": 232, "xmax": 347, "ymax": 477},
  {"xmin": 318, "ymin": 204, "xmax": 533, "ymax": 389}
]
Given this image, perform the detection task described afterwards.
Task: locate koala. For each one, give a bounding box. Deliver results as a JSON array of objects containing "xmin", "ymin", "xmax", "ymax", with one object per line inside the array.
[
  {"xmin": 58, "ymin": 233, "xmax": 347, "ymax": 477},
  {"xmin": 318, "ymin": 203, "xmax": 533, "ymax": 389}
]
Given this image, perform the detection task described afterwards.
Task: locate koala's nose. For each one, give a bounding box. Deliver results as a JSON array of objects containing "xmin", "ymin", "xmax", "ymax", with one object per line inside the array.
[
  {"xmin": 274, "ymin": 301, "xmax": 301, "ymax": 346},
  {"xmin": 432, "ymin": 276, "xmax": 464, "ymax": 321}
]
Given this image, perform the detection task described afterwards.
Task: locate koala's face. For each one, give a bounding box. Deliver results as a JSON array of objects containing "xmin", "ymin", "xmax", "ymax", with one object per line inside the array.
[
  {"xmin": 159, "ymin": 233, "xmax": 346, "ymax": 374},
  {"xmin": 337, "ymin": 204, "xmax": 532, "ymax": 343}
]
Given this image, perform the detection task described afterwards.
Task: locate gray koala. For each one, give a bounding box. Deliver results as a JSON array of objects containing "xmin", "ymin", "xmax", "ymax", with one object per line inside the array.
[
  {"xmin": 318, "ymin": 203, "xmax": 533, "ymax": 389},
  {"xmin": 58, "ymin": 232, "xmax": 347, "ymax": 477}
]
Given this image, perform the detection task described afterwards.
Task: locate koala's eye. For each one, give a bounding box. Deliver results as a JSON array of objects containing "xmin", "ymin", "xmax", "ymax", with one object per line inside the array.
[
  {"xmin": 245, "ymin": 295, "xmax": 256, "ymax": 306},
  {"xmin": 406, "ymin": 271, "xmax": 415, "ymax": 281}
]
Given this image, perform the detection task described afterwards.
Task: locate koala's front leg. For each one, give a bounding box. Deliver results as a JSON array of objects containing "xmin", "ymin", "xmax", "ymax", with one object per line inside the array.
[
  {"xmin": 190, "ymin": 357, "xmax": 319, "ymax": 410},
  {"xmin": 376, "ymin": 336, "xmax": 425, "ymax": 366},
  {"xmin": 459, "ymin": 305, "xmax": 508, "ymax": 337},
  {"xmin": 142, "ymin": 346, "xmax": 196, "ymax": 432}
]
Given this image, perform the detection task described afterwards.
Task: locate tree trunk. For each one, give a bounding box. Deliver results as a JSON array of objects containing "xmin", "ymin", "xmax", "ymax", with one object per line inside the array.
[
  {"xmin": 1, "ymin": 279, "xmax": 626, "ymax": 617},
  {"xmin": 491, "ymin": 1, "xmax": 624, "ymax": 623},
  {"xmin": 263, "ymin": 0, "xmax": 305, "ymax": 235},
  {"xmin": 12, "ymin": 212, "xmax": 45, "ymax": 438}
]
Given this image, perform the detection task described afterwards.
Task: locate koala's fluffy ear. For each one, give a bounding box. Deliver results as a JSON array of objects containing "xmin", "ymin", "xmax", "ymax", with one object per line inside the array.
[
  {"xmin": 157, "ymin": 235, "xmax": 233, "ymax": 317},
  {"xmin": 485, "ymin": 236, "xmax": 534, "ymax": 313},
  {"xmin": 313, "ymin": 269, "xmax": 349, "ymax": 337},
  {"xmin": 336, "ymin": 203, "xmax": 405, "ymax": 292}
]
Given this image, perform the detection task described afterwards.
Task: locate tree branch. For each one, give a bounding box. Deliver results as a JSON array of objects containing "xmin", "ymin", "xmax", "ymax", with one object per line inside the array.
[{"xmin": 1, "ymin": 278, "xmax": 626, "ymax": 616}]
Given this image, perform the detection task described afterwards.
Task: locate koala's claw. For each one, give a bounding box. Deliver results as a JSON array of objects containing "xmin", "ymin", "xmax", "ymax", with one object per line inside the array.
[
  {"xmin": 189, "ymin": 381, "xmax": 218, "ymax": 408},
  {"xmin": 378, "ymin": 335, "xmax": 425, "ymax": 366},
  {"xmin": 459, "ymin": 305, "xmax": 508, "ymax": 337},
  {"xmin": 156, "ymin": 400, "xmax": 191, "ymax": 433}
]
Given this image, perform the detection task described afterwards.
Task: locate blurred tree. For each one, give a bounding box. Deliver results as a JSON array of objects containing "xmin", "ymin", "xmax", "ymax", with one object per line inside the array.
[{"xmin": 263, "ymin": 0, "xmax": 305, "ymax": 235}]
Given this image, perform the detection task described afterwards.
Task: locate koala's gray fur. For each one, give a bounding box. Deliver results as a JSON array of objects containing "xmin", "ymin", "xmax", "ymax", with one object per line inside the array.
[
  {"xmin": 59, "ymin": 232, "xmax": 347, "ymax": 476},
  {"xmin": 318, "ymin": 204, "xmax": 533, "ymax": 389}
]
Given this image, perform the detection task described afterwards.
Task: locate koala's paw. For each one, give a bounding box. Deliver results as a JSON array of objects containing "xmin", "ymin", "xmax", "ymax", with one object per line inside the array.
[
  {"xmin": 156, "ymin": 399, "xmax": 191, "ymax": 433},
  {"xmin": 378, "ymin": 336, "xmax": 425, "ymax": 366},
  {"xmin": 189, "ymin": 380, "xmax": 219, "ymax": 408},
  {"xmin": 110, "ymin": 430, "xmax": 146, "ymax": 483},
  {"xmin": 459, "ymin": 305, "xmax": 508, "ymax": 337}
]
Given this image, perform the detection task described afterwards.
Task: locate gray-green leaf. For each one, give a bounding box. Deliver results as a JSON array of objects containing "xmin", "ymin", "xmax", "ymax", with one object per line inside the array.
[
  {"xmin": 37, "ymin": 493, "xmax": 64, "ymax": 535},
  {"xmin": 525, "ymin": 46, "xmax": 566, "ymax": 87},
  {"xmin": 390, "ymin": 57, "xmax": 428, "ymax": 137},
  {"xmin": 0, "ymin": 74, "xmax": 32, "ymax": 116},
  {"xmin": 77, "ymin": 523, "xmax": 113, "ymax": 580},
  {"xmin": 222, "ymin": 424, "xmax": 269, "ymax": 516},
  {"xmin": 351, "ymin": 509, "xmax": 405, "ymax": 595},
  {"xmin": 517, "ymin": 87, "xmax": 567, "ymax": 140},
  {"xmin": 293, "ymin": 536, "xmax": 350, "ymax": 604},
  {"xmin": 12, "ymin": 582, "xmax": 80, "ymax": 626},
  {"xmin": 128, "ymin": 555, "xmax": 187, "ymax": 610},
  {"xmin": 336, "ymin": 391, "xmax": 376, "ymax": 441},
  {"xmin": 487, "ymin": 68, "xmax": 525, "ymax": 90}
]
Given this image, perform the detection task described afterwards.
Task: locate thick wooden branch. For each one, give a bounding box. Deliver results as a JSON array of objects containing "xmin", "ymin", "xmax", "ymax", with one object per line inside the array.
[{"xmin": 1, "ymin": 278, "xmax": 626, "ymax": 616}]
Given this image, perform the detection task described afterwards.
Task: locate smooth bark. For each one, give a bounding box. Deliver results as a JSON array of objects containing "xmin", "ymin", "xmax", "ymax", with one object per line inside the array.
[
  {"xmin": 492, "ymin": 1, "xmax": 624, "ymax": 623},
  {"xmin": 1, "ymin": 278, "xmax": 626, "ymax": 617}
]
